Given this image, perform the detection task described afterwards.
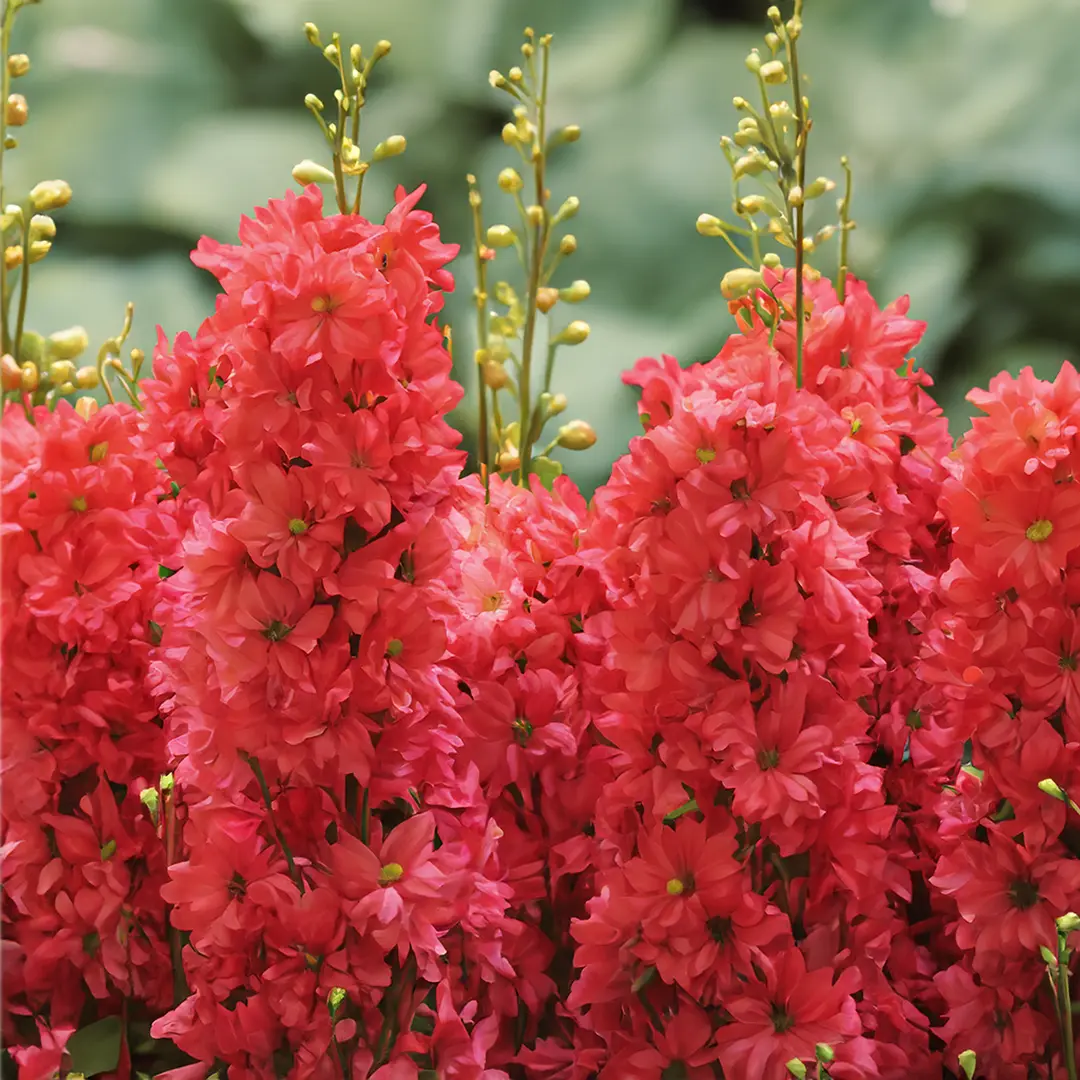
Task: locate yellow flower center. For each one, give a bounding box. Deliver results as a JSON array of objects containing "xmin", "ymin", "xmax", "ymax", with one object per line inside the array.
[
  {"xmin": 288, "ymin": 518, "xmax": 308, "ymax": 535},
  {"xmin": 379, "ymin": 862, "xmax": 404, "ymax": 886},
  {"xmin": 666, "ymin": 877, "xmax": 685, "ymax": 896},
  {"xmin": 71, "ymin": 495, "xmax": 87, "ymax": 512},
  {"xmin": 1026, "ymin": 519, "xmax": 1054, "ymax": 543},
  {"xmin": 311, "ymin": 295, "xmax": 333, "ymax": 313},
  {"xmin": 483, "ymin": 593, "xmax": 502, "ymax": 612}
]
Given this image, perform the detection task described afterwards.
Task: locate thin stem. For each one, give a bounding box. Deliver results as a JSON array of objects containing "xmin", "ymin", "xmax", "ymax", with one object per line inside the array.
[
  {"xmin": 787, "ymin": 3, "xmax": 807, "ymax": 389},
  {"xmin": 516, "ymin": 38, "xmax": 550, "ymax": 484},
  {"xmin": 243, "ymin": 754, "xmax": 305, "ymax": 894},
  {"xmin": 12, "ymin": 204, "xmax": 29, "ymax": 363},
  {"xmin": 837, "ymin": 155, "xmax": 853, "ymax": 303},
  {"xmin": 468, "ymin": 177, "xmax": 491, "ymax": 500},
  {"xmin": 372, "ymin": 954, "xmax": 416, "ymax": 1069},
  {"xmin": 0, "ymin": 1, "xmax": 14, "ymax": 355},
  {"xmin": 1060, "ymin": 950, "xmax": 1078, "ymax": 1080},
  {"xmin": 542, "ymin": 339, "xmax": 557, "ymax": 395}
]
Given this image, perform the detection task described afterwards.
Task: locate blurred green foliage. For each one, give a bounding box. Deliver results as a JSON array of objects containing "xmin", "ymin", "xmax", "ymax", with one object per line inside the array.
[{"xmin": 10, "ymin": 0, "xmax": 1080, "ymax": 492}]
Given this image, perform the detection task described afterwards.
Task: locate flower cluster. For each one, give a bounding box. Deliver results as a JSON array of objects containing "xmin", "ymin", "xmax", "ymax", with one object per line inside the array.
[
  {"xmin": 916, "ymin": 363, "xmax": 1080, "ymax": 1077},
  {"xmin": 551, "ymin": 267, "xmax": 956, "ymax": 1079},
  {"xmin": 1, "ymin": 400, "xmax": 178, "ymax": 1076}
]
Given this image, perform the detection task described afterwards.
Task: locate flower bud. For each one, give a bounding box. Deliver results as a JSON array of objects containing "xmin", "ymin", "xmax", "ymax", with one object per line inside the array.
[
  {"xmin": 557, "ymin": 420, "xmax": 596, "ymax": 451},
  {"xmin": 1039, "ymin": 778, "xmax": 1067, "ymax": 801},
  {"xmin": 721, "ymin": 268, "xmax": 764, "ymax": 299},
  {"xmin": 74, "ymin": 396, "xmax": 97, "ymax": 420},
  {"xmin": 0, "ymin": 353, "xmax": 18, "ymax": 389},
  {"xmin": 6, "ymin": 94, "xmax": 27, "ymax": 126},
  {"xmin": 805, "ymin": 176, "xmax": 837, "ymax": 199},
  {"xmin": 787, "ymin": 186, "xmax": 804, "ymax": 207},
  {"xmin": 373, "ymin": 135, "xmax": 406, "ymax": 161},
  {"xmin": 552, "ymin": 320, "xmax": 589, "ymax": 346},
  {"xmin": 501, "ymin": 122, "xmax": 519, "ymax": 145},
  {"xmin": 28, "ymin": 240, "xmax": 51, "ymax": 263},
  {"xmin": 1057, "ymin": 912, "xmax": 1080, "ymax": 933},
  {"xmin": 769, "ymin": 100, "xmax": 793, "ymax": 121},
  {"xmin": 323, "ymin": 43, "xmax": 340, "ymax": 64},
  {"xmin": 785, "ymin": 1063, "xmax": 807, "ymax": 1080},
  {"xmin": 737, "ymin": 194, "xmax": 767, "ymax": 215},
  {"xmin": 498, "ymin": 167, "xmax": 523, "ymax": 193},
  {"xmin": 19, "ymin": 360, "xmax": 38, "ymax": 391},
  {"xmin": 29, "ymin": 180, "xmax": 73, "ymax": 212},
  {"xmin": 304, "ymin": 92, "xmax": 324, "ymax": 112},
  {"xmin": 48, "ymin": 360, "xmax": 76, "ymax": 387},
  {"xmin": 767, "ymin": 6, "xmax": 782, "ymax": 23},
  {"xmin": 552, "ymin": 124, "xmax": 581, "ymax": 145},
  {"xmin": 696, "ymin": 213, "xmax": 726, "ymax": 237},
  {"xmin": 762, "ymin": 252, "xmax": 783, "ymax": 269},
  {"xmin": 18, "ymin": 331, "xmax": 44, "ymax": 368},
  {"xmin": 732, "ymin": 96, "xmax": 750, "ymax": 111},
  {"xmin": 48, "ymin": 326, "xmax": 89, "ymax": 360},
  {"xmin": 554, "ymin": 196, "xmax": 580, "ymax": 223},
  {"xmin": 957, "ymin": 1050, "xmax": 977, "ymax": 1080},
  {"xmin": 526, "ymin": 204, "xmax": 544, "ymax": 227},
  {"xmin": 814, "ymin": 1045, "xmax": 835, "ymax": 1065},
  {"xmin": 485, "ymin": 224, "xmax": 516, "ymax": 248},
  {"xmin": 139, "ymin": 785, "xmax": 160, "ymax": 824},
  {"xmin": 745, "ymin": 50, "xmax": 762, "ymax": 73},
  {"xmin": 7, "ymin": 54, "xmax": 29, "ymax": 78},
  {"xmin": 304, "ymin": 22, "xmax": 322, "ymax": 47},
  {"xmin": 559, "ymin": 279, "xmax": 590, "ymax": 303},
  {"xmin": 559, "ymin": 234, "xmax": 577, "ymax": 256},
  {"xmin": 29, "ymin": 214, "xmax": 55, "ymax": 241},
  {"xmin": 292, "ymin": 160, "xmax": 335, "ymax": 185},
  {"xmin": 489, "ymin": 70, "xmax": 510, "ymax": 91},
  {"xmin": 508, "ymin": 66, "xmax": 523, "ymax": 83},
  {"xmin": 813, "ymin": 224, "xmax": 837, "ymax": 245},
  {"xmin": 328, "ymin": 987, "xmax": 347, "ymax": 1016},
  {"xmin": 1040, "ymin": 944, "xmax": 1058, "ymax": 966},
  {"xmin": 549, "ymin": 393, "xmax": 568, "ymax": 416},
  {"xmin": 482, "ymin": 360, "xmax": 508, "ymax": 390},
  {"xmin": 372, "ymin": 40, "xmax": 392, "ymax": 61},
  {"xmin": 496, "ymin": 448, "xmax": 520, "ymax": 473},
  {"xmin": 734, "ymin": 152, "xmax": 769, "ymax": 179},
  {"xmin": 765, "ymin": 32, "xmax": 781, "ymax": 51},
  {"xmin": 536, "ymin": 287, "xmax": 558, "ymax": 313},
  {"xmin": 759, "ymin": 60, "xmax": 787, "ymax": 84},
  {"xmin": 75, "ymin": 366, "xmax": 99, "ymax": 389}
]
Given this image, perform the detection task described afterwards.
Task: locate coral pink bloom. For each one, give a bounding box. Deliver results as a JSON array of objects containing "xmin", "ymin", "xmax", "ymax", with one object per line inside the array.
[
  {"xmin": 329, "ymin": 812, "xmax": 461, "ymax": 966},
  {"xmin": 714, "ymin": 947, "xmax": 861, "ymax": 1080},
  {"xmin": 599, "ymin": 1004, "xmax": 719, "ymax": 1079},
  {"xmin": 930, "ymin": 830, "xmax": 1080, "ymax": 978},
  {"xmin": 1020, "ymin": 606, "xmax": 1080, "ymax": 718}
]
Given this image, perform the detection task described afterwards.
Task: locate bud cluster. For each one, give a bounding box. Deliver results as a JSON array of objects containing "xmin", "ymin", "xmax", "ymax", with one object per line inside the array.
[
  {"xmin": 293, "ymin": 24, "xmax": 402, "ymax": 215},
  {"xmin": 468, "ymin": 28, "xmax": 594, "ymax": 491}
]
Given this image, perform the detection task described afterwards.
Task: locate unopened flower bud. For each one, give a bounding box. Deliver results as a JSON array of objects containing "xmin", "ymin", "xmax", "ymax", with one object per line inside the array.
[
  {"xmin": 372, "ymin": 40, "xmax": 392, "ymax": 61},
  {"xmin": 815, "ymin": 1045, "xmax": 835, "ymax": 1065},
  {"xmin": 767, "ymin": 6, "xmax": 783, "ymax": 23},
  {"xmin": 75, "ymin": 366, "xmax": 99, "ymax": 389},
  {"xmin": 29, "ymin": 214, "xmax": 55, "ymax": 241},
  {"xmin": 485, "ymin": 224, "xmax": 516, "ymax": 248},
  {"xmin": 1039, "ymin": 778, "xmax": 1067, "ymax": 801},
  {"xmin": 553, "ymin": 124, "xmax": 581, "ymax": 145},
  {"xmin": 1057, "ymin": 912, "xmax": 1080, "ymax": 933},
  {"xmin": 48, "ymin": 360, "xmax": 76, "ymax": 387},
  {"xmin": 501, "ymin": 122, "xmax": 519, "ymax": 145},
  {"xmin": 304, "ymin": 22, "xmax": 322, "ymax": 47},
  {"xmin": 762, "ymin": 252, "xmax": 783, "ymax": 269},
  {"xmin": 548, "ymin": 392, "xmax": 568, "ymax": 416},
  {"xmin": 0, "ymin": 353, "xmax": 18, "ymax": 389},
  {"xmin": 5, "ymin": 246, "xmax": 22, "ymax": 271},
  {"xmin": 696, "ymin": 213, "xmax": 726, "ymax": 237},
  {"xmin": 373, "ymin": 135, "xmax": 406, "ymax": 161},
  {"xmin": 508, "ymin": 66, "xmax": 524, "ymax": 83},
  {"xmin": 323, "ymin": 43, "xmax": 340, "ymax": 64},
  {"xmin": 559, "ymin": 279, "xmax": 590, "ymax": 303},
  {"xmin": 29, "ymin": 180, "xmax": 73, "ymax": 212},
  {"xmin": 18, "ymin": 332, "xmax": 44, "ymax": 367},
  {"xmin": 89, "ymin": 441, "xmax": 108, "ymax": 463},
  {"xmin": 6, "ymin": 94, "xmax": 27, "ymax": 126},
  {"xmin": 765, "ymin": 32, "xmax": 781, "ymax": 51},
  {"xmin": 482, "ymin": 360, "xmax": 508, "ymax": 390},
  {"xmin": 769, "ymin": 100, "xmax": 793, "ymax": 121},
  {"xmin": 496, "ymin": 448, "xmax": 520, "ymax": 473},
  {"xmin": 559, "ymin": 234, "xmax": 577, "ymax": 256},
  {"xmin": 536, "ymin": 287, "xmax": 558, "ymax": 313},
  {"xmin": 48, "ymin": 326, "xmax": 89, "ymax": 360},
  {"xmin": 957, "ymin": 1050, "xmax": 977, "ymax": 1080},
  {"xmin": 732, "ymin": 96, "xmax": 750, "ymax": 111},
  {"xmin": 292, "ymin": 159, "xmax": 336, "ymax": 185},
  {"xmin": 304, "ymin": 93, "xmax": 324, "ymax": 112},
  {"xmin": 7, "ymin": 54, "xmax": 29, "ymax": 78},
  {"xmin": 75, "ymin": 396, "xmax": 98, "ymax": 420},
  {"xmin": 557, "ymin": 420, "xmax": 596, "ymax": 451},
  {"xmin": 553, "ymin": 320, "xmax": 589, "ymax": 346},
  {"xmin": 785, "ymin": 1063, "xmax": 807, "ymax": 1080},
  {"xmin": 759, "ymin": 60, "xmax": 787, "ymax": 84},
  {"xmin": 19, "ymin": 361, "xmax": 38, "ymax": 391},
  {"xmin": 738, "ymin": 194, "xmax": 767, "ymax": 215},
  {"xmin": 350, "ymin": 44, "xmax": 363, "ymax": 71},
  {"xmin": 526, "ymin": 204, "xmax": 544, "ymax": 227},
  {"xmin": 788, "ymin": 186, "xmax": 804, "ymax": 207},
  {"xmin": 813, "ymin": 224, "xmax": 837, "ymax": 245},
  {"xmin": 721, "ymin": 267, "xmax": 764, "ymax": 299},
  {"xmin": 745, "ymin": 50, "xmax": 762, "ymax": 73},
  {"xmin": 2, "ymin": 203, "xmax": 22, "ymax": 229},
  {"xmin": 734, "ymin": 153, "xmax": 768, "ymax": 179},
  {"xmin": 554, "ymin": 196, "xmax": 580, "ymax": 223},
  {"xmin": 489, "ymin": 70, "xmax": 509, "ymax": 90},
  {"xmin": 328, "ymin": 987, "xmax": 347, "ymax": 1015},
  {"xmin": 139, "ymin": 786, "xmax": 160, "ymax": 823},
  {"xmin": 805, "ymin": 176, "xmax": 837, "ymax": 199},
  {"xmin": 498, "ymin": 167, "xmax": 523, "ymax": 193},
  {"xmin": 28, "ymin": 240, "xmax": 51, "ymax": 263}
]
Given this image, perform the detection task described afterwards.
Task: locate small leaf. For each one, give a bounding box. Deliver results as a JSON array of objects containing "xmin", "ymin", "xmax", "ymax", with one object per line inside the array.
[
  {"xmin": 66, "ymin": 1016, "xmax": 122, "ymax": 1077},
  {"xmin": 158, "ymin": 565, "xmax": 179, "ymax": 579}
]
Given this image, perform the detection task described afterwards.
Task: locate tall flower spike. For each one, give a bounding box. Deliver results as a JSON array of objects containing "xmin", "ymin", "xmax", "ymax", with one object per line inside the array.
[
  {"xmin": 469, "ymin": 28, "xmax": 592, "ymax": 487},
  {"xmin": 297, "ymin": 25, "xmax": 398, "ymax": 215},
  {"xmin": 698, "ymin": 1, "xmax": 857, "ymax": 388}
]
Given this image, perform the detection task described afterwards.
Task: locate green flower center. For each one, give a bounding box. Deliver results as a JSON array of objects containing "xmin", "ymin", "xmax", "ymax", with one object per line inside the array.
[{"xmin": 1026, "ymin": 519, "xmax": 1053, "ymax": 543}]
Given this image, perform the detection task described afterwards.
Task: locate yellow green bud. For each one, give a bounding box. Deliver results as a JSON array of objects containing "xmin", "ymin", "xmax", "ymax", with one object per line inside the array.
[
  {"xmin": 323, "ymin": 43, "xmax": 340, "ymax": 64},
  {"xmin": 373, "ymin": 135, "xmax": 406, "ymax": 161},
  {"xmin": 765, "ymin": 32, "xmax": 781, "ymax": 51},
  {"xmin": 762, "ymin": 252, "xmax": 783, "ymax": 269},
  {"xmin": 553, "ymin": 124, "xmax": 581, "ymax": 145},
  {"xmin": 75, "ymin": 366, "xmax": 99, "ymax": 389},
  {"xmin": 957, "ymin": 1050, "xmax": 976, "ymax": 1080},
  {"xmin": 559, "ymin": 280, "xmax": 590, "ymax": 303},
  {"xmin": 745, "ymin": 50, "xmax": 762, "ymax": 73},
  {"xmin": 556, "ymin": 420, "xmax": 597, "ymax": 450},
  {"xmin": 552, "ymin": 320, "xmax": 589, "ymax": 346},
  {"xmin": 1039, "ymin": 778, "xmax": 1067, "ymax": 801},
  {"xmin": 372, "ymin": 40, "xmax": 392, "ymax": 61},
  {"xmin": 29, "ymin": 180, "xmax": 73, "ymax": 212},
  {"xmin": 7, "ymin": 54, "xmax": 29, "ymax": 78},
  {"xmin": 6, "ymin": 94, "xmax": 27, "ymax": 126},
  {"xmin": 734, "ymin": 153, "xmax": 769, "ymax": 179},
  {"xmin": 18, "ymin": 331, "xmax": 44, "ymax": 367},
  {"xmin": 19, "ymin": 361, "xmax": 38, "ymax": 391},
  {"xmin": 769, "ymin": 100, "xmax": 793, "ymax": 121},
  {"xmin": 805, "ymin": 177, "xmax": 837, "ymax": 200},
  {"xmin": 498, "ymin": 167, "xmax": 523, "ymax": 193},
  {"xmin": 1057, "ymin": 912, "xmax": 1080, "ymax": 933},
  {"xmin": 75, "ymin": 396, "xmax": 98, "ymax": 420},
  {"xmin": 696, "ymin": 213, "xmax": 726, "ymax": 237},
  {"xmin": 559, "ymin": 234, "xmax": 577, "ymax": 256},
  {"xmin": 485, "ymin": 225, "xmax": 516, "ymax": 248},
  {"xmin": 482, "ymin": 360, "xmax": 508, "ymax": 390},
  {"xmin": 721, "ymin": 268, "xmax": 764, "ymax": 299},
  {"xmin": 304, "ymin": 22, "xmax": 322, "ymax": 47},
  {"xmin": 549, "ymin": 393, "xmax": 568, "ymax": 416},
  {"xmin": 292, "ymin": 160, "xmax": 336, "ymax": 185},
  {"xmin": 788, "ymin": 186, "xmax": 804, "ymax": 207},
  {"xmin": 501, "ymin": 122, "xmax": 519, "ymax": 145},
  {"xmin": 304, "ymin": 93, "xmax": 324, "ymax": 112},
  {"xmin": 29, "ymin": 214, "xmax": 55, "ymax": 241},
  {"xmin": 554, "ymin": 196, "xmax": 580, "ymax": 224},
  {"xmin": 767, "ymin": 6, "xmax": 783, "ymax": 24},
  {"xmin": 1, "ymin": 353, "xmax": 19, "ymax": 390},
  {"xmin": 489, "ymin": 70, "xmax": 510, "ymax": 90},
  {"xmin": 28, "ymin": 240, "xmax": 51, "ymax": 263},
  {"xmin": 139, "ymin": 786, "xmax": 160, "ymax": 824},
  {"xmin": 785, "ymin": 1062, "xmax": 807, "ymax": 1080},
  {"xmin": 48, "ymin": 326, "xmax": 90, "ymax": 360},
  {"xmin": 49, "ymin": 360, "xmax": 76, "ymax": 387},
  {"xmin": 759, "ymin": 60, "xmax": 787, "ymax": 84},
  {"xmin": 813, "ymin": 224, "xmax": 837, "ymax": 245},
  {"xmin": 526, "ymin": 204, "xmax": 544, "ymax": 227},
  {"xmin": 536, "ymin": 287, "xmax": 558, "ymax": 313},
  {"xmin": 508, "ymin": 66, "xmax": 524, "ymax": 83}
]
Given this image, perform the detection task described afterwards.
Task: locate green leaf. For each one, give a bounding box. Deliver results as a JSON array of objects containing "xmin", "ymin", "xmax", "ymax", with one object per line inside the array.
[
  {"xmin": 66, "ymin": 1016, "xmax": 122, "ymax": 1077},
  {"xmin": 158, "ymin": 565, "xmax": 179, "ymax": 579},
  {"xmin": 530, "ymin": 455, "xmax": 563, "ymax": 490}
]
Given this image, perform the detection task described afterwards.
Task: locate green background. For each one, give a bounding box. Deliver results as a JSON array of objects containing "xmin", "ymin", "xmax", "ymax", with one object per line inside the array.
[{"xmin": 10, "ymin": 0, "xmax": 1080, "ymax": 493}]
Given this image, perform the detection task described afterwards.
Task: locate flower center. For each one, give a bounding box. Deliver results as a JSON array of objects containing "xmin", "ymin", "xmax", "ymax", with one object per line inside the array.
[
  {"xmin": 71, "ymin": 495, "xmax": 87, "ymax": 512},
  {"xmin": 311, "ymin": 295, "xmax": 334, "ymax": 313},
  {"xmin": 1026, "ymin": 519, "xmax": 1054, "ymax": 543},
  {"xmin": 288, "ymin": 518, "xmax": 308, "ymax": 535},
  {"xmin": 1061, "ymin": 653, "xmax": 1078, "ymax": 672},
  {"xmin": 227, "ymin": 872, "xmax": 246, "ymax": 899},
  {"xmin": 757, "ymin": 747, "xmax": 780, "ymax": 770},
  {"xmin": 512, "ymin": 716, "xmax": 533, "ymax": 747},
  {"xmin": 385, "ymin": 638, "xmax": 404, "ymax": 658},
  {"xmin": 665, "ymin": 877, "xmax": 685, "ymax": 896},
  {"xmin": 483, "ymin": 593, "xmax": 502, "ymax": 612},
  {"xmin": 1008, "ymin": 877, "xmax": 1039, "ymax": 911},
  {"xmin": 262, "ymin": 620, "xmax": 292, "ymax": 643},
  {"xmin": 771, "ymin": 1005, "xmax": 795, "ymax": 1034},
  {"xmin": 696, "ymin": 447, "xmax": 716, "ymax": 464},
  {"xmin": 379, "ymin": 862, "xmax": 404, "ymax": 886}
]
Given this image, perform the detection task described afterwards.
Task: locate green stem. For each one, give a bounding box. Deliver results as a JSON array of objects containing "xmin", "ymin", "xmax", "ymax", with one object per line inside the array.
[
  {"xmin": 372, "ymin": 955, "xmax": 416, "ymax": 1069},
  {"xmin": 469, "ymin": 179, "xmax": 491, "ymax": 500},
  {"xmin": 12, "ymin": 204, "xmax": 29, "ymax": 363},
  {"xmin": 243, "ymin": 754, "xmax": 304, "ymax": 894},
  {"xmin": 516, "ymin": 39, "xmax": 550, "ymax": 485},
  {"xmin": 837, "ymin": 154, "xmax": 853, "ymax": 303},
  {"xmin": 0, "ymin": 1, "xmax": 14, "ymax": 355},
  {"xmin": 542, "ymin": 339, "xmax": 557, "ymax": 395},
  {"xmin": 1061, "ymin": 953, "xmax": 1078, "ymax": 1080},
  {"xmin": 788, "ymin": 5, "xmax": 807, "ymax": 389}
]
